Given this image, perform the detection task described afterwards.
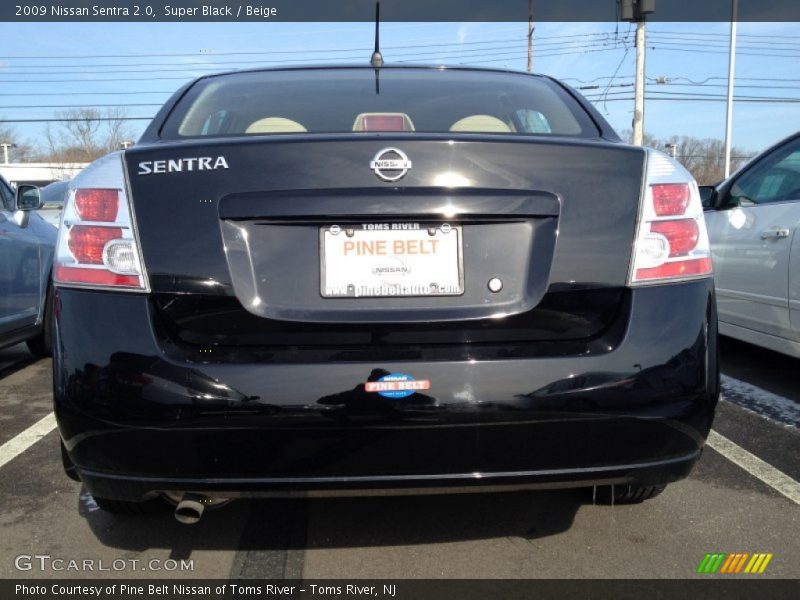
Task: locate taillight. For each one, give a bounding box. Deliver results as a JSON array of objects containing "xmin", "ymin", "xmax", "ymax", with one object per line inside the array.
[
  {"xmin": 74, "ymin": 189, "xmax": 120, "ymax": 222},
  {"xmin": 53, "ymin": 152, "xmax": 148, "ymax": 291},
  {"xmin": 68, "ymin": 226, "xmax": 123, "ymax": 264},
  {"xmin": 650, "ymin": 219, "xmax": 699, "ymax": 257},
  {"xmin": 629, "ymin": 150, "xmax": 712, "ymax": 285},
  {"xmin": 652, "ymin": 183, "xmax": 690, "ymax": 216}
]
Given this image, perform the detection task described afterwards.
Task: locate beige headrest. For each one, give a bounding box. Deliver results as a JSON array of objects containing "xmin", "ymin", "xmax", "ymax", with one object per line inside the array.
[
  {"xmin": 245, "ymin": 117, "xmax": 307, "ymax": 134},
  {"xmin": 450, "ymin": 115, "xmax": 512, "ymax": 133}
]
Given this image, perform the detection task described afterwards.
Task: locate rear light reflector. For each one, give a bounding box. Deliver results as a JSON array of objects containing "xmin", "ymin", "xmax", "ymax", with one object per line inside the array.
[
  {"xmin": 53, "ymin": 152, "xmax": 148, "ymax": 291},
  {"xmin": 635, "ymin": 258, "xmax": 713, "ymax": 281},
  {"xmin": 74, "ymin": 188, "xmax": 120, "ymax": 222},
  {"xmin": 55, "ymin": 265, "xmax": 141, "ymax": 287},
  {"xmin": 68, "ymin": 226, "xmax": 122, "ymax": 264},
  {"xmin": 652, "ymin": 183, "xmax": 690, "ymax": 216},
  {"xmin": 650, "ymin": 219, "xmax": 700, "ymax": 257}
]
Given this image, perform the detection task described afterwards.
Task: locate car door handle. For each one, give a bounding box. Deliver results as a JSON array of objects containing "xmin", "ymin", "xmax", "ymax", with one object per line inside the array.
[{"xmin": 761, "ymin": 228, "xmax": 790, "ymax": 239}]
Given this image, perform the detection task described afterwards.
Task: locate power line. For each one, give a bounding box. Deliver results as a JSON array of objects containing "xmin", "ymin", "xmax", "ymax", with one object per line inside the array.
[
  {"xmin": 0, "ymin": 44, "xmax": 631, "ymax": 82},
  {"xmin": 652, "ymin": 82, "xmax": 800, "ymax": 91},
  {"xmin": 5, "ymin": 32, "xmax": 797, "ymax": 76},
  {"xmin": 0, "ymin": 40, "xmax": 637, "ymax": 79},
  {"xmin": 0, "ymin": 75, "xmax": 200, "ymax": 83},
  {"xmin": 566, "ymin": 75, "xmax": 800, "ymax": 85},
  {"xmin": 0, "ymin": 117, "xmax": 154, "ymax": 123},
  {"xmin": 0, "ymin": 31, "xmax": 628, "ymax": 61},
  {"xmin": 583, "ymin": 88, "xmax": 800, "ymax": 100},
  {"xmin": 650, "ymin": 28, "xmax": 800, "ymax": 41},
  {"xmin": 653, "ymin": 75, "xmax": 800, "ymax": 85},
  {"xmin": 0, "ymin": 91, "xmax": 176, "ymax": 96},
  {"xmin": 584, "ymin": 96, "xmax": 800, "ymax": 104},
  {"xmin": 646, "ymin": 38, "xmax": 800, "ymax": 55},
  {"xmin": 0, "ymin": 36, "xmax": 627, "ymax": 69},
  {"xmin": 0, "ymin": 103, "xmax": 163, "ymax": 109},
  {"xmin": 647, "ymin": 33, "xmax": 800, "ymax": 50},
  {"xmin": 0, "ymin": 49, "xmax": 636, "ymax": 82},
  {"xmin": 647, "ymin": 45, "xmax": 800, "ymax": 59},
  {"xmin": 0, "ymin": 41, "xmax": 629, "ymax": 77}
]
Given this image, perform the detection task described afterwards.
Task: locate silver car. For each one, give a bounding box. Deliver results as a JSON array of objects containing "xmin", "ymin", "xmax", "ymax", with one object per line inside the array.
[
  {"xmin": 702, "ymin": 132, "xmax": 800, "ymax": 358},
  {"xmin": 37, "ymin": 179, "xmax": 69, "ymax": 228},
  {"xmin": 0, "ymin": 175, "xmax": 55, "ymax": 356}
]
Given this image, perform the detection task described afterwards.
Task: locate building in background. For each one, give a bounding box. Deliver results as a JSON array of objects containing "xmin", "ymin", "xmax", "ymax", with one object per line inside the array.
[{"xmin": 0, "ymin": 162, "xmax": 88, "ymax": 187}]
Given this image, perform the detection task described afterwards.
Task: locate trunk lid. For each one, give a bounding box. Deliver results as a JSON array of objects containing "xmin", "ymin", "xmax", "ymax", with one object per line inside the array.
[{"xmin": 124, "ymin": 136, "xmax": 644, "ymax": 323}]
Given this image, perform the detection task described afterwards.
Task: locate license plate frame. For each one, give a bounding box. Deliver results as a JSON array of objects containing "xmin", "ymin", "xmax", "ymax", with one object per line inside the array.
[{"xmin": 320, "ymin": 223, "xmax": 464, "ymax": 298}]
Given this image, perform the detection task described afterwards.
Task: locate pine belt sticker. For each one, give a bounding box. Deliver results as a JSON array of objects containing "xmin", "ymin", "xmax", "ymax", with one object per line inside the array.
[{"xmin": 365, "ymin": 373, "xmax": 430, "ymax": 399}]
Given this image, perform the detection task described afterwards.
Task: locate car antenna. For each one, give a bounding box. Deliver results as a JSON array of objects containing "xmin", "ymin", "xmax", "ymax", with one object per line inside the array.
[{"xmin": 370, "ymin": 1, "xmax": 383, "ymax": 94}]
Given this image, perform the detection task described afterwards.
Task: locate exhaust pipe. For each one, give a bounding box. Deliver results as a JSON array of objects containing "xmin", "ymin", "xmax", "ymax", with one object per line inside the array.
[{"xmin": 174, "ymin": 493, "xmax": 206, "ymax": 524}]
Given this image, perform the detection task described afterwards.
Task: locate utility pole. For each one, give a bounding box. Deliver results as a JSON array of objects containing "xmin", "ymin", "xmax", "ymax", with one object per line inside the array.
[
  {"xmin": 724, "ymin": 0, "xmax": 738, "ymax": 178},
  {"xmin": 527, "ymin": 0, "xmax": 535, "ymax": 73},
  {"xmin": 0, "ymin": 143, "xmax": 13, "ymax": 164},
  {"xmin": 633, "ymin": 19, "xmax": 646, "ymax": 145},
  {"xmin": 622, "ymin": 1, "xmax": 655, "ymax": 146}
]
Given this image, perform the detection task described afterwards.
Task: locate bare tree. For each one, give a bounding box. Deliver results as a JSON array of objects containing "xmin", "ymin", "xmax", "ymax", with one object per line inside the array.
[
  {"xmin": 663, "ymin": 135, "xmax": 752, "ymax": 185},
  {"xmin": 622, "ymin": 130, "xmax": 754, "ymax": 184},
  {"xmin": 103, "ymin": 107, "xmax": 133, "ymax": 153},
  {"xmin": 41, "ymin": 108, "xmax": 135, "ymax": 162}
]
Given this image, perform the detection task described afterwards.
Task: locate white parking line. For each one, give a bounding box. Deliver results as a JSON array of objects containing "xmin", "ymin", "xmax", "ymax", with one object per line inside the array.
[
  {"xmin": 0, "ymin": 412, "xmax": 57, "ymax": 470},
  {"xmin": 707, "ymin": 430, "xmax": 800, "ymax": 505}
]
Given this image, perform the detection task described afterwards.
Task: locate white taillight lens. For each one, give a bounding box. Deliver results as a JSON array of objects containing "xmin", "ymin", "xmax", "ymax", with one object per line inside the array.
[
  {"xmin": 53, "ymin": 152, "xmax": 148, "ymax": 291},
  {"xmin": 629, "ymin": 150, "xmax": 713, "ymax": 285}
]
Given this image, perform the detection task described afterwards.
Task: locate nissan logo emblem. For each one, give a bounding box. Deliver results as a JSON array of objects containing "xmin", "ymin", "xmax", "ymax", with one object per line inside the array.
[{"xmin": 370, "ymin": 148, "xmax": 413, "ymax": 182}]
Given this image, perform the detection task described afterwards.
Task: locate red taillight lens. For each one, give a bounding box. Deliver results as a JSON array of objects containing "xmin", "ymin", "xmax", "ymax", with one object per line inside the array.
[
  {"xmin": 361, "ymin": 115, "xmax": 407, "ymax": 131},
  {"xmin": 652, "ymin": 183, "xmax": 690, "ymax": 216},
  {"xmin": 68, "ymin": 225, "xmax": 122, "ymax": 264},
  {"xmin": 74, "ymin": 189, "xmax": 120, "ymax": 222},
  {"xmin": 650, "ymin": 219, "xmax": 700, "ymax": 257}
]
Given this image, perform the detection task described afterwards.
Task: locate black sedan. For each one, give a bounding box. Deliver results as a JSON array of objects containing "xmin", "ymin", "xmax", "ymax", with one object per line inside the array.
[{"xmin": 51, "ymin": 66, "xmax": 719, "ymax": 521}]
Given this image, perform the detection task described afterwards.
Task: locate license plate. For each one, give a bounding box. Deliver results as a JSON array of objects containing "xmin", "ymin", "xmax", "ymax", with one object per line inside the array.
[{"xmin": 320, "ymin": 224, "xmax": 463, "ymax": 298}]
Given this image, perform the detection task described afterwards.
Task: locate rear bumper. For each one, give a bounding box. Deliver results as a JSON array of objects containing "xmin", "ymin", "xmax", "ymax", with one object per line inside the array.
[
  {"xmin": 77, "ymin": 453, "xmax": 699, "ymax": 501},
  {"xmin": 53, "ymin": 280, "xmax": 719, "ymax": 501}
]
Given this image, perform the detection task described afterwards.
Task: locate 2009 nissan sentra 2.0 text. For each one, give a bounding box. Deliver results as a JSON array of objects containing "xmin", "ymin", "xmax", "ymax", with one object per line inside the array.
[{"xmin": 51, "ymin": 65, "xmax": 719, "ymax": 521}]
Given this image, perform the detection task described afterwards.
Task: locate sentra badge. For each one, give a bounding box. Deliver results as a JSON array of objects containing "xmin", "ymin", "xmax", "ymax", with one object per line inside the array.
[{"xmin": 138, "ymin": 156, "xmax": 229, "ymax": 175}]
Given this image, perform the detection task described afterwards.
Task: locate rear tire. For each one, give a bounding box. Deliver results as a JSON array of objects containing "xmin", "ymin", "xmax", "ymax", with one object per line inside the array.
[
  {"xmin": 26, "ymin": 282, "xmax": 53, "ymax": 358},
  {"xmin": 595, "ymin": 484, "xmax": 666, "ymax": 504},
  {"xmin": 92, "ymin": 496, "xmax": 170, "ymax": 515}
]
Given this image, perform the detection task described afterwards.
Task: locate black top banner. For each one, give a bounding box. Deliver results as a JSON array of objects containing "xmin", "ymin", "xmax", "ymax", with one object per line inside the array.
[{"xmin": 3, "ymin": 0, "xmax": 800, "ymax": 22}]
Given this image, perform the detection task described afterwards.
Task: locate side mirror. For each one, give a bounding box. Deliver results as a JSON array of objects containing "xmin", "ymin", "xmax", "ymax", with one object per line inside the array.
[
  {"xmin": 15, "ymin": 185, "xmax": 43, "ymax": 211},
  {"xmin": 698, "ymin": 186, "xmax": 717, "ymax": 209}
]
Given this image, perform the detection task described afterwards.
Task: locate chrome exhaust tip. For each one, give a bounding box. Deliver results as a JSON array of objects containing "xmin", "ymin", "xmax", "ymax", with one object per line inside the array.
[{"xmin": 173, "ymin": 493, "xmax": 206, "ymax": 525}]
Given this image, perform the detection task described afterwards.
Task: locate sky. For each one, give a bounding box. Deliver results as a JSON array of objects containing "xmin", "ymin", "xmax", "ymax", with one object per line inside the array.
[{"xmin": 0, "ymin": 20, "xmax": 799, "ymax": 156}]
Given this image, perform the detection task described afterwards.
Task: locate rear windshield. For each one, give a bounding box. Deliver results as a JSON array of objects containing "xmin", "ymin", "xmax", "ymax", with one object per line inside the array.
[{"xmin": 161, "ymin": 67, "xmax": 599, "ymax": 139}]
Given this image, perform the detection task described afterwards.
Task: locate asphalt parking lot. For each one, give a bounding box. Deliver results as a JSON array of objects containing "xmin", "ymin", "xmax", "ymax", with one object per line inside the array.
[{"xmin": 0, "ymin": 337, "xmax": 798, "ymax": 580}]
